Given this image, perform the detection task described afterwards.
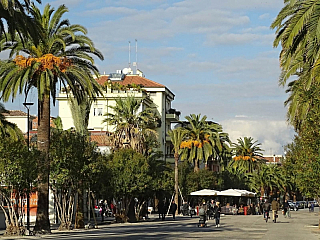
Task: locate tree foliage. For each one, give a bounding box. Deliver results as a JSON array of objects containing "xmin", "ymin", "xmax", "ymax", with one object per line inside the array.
[
  {"xmin": 102, "ymin": 96, "xmax": 159, "ymax": 155},
  {"xmin": 0, "ymin": 3, "xmax": 103, "ymax": 232},
  {"xmin": 180, "ymin": 114, "xmax": 231, "ymax": 172},
  {"xmin": 271, "ymin": 0, "xmax": 320, "ymax": 129},
  {"xmin": 0, "ymin": 0, "xmax": 42, "ymax": 45},
  {"xmin": 283, "ymin": 106, "xmax": 320, "ymax": 199},
  {"xmin": 229, "ymin": 137, "xmax": 264, "ymax": 173},
  {"xmin": 0, "ymin": 138, "xmax": 40, "ymax": 236},
  {"xmin": 49, "ymin": 129, "xmax": 103, "ymax": 230},
  {"xmin": 0, "ymin": 103, "xmax": 23, "ymax": 140}
]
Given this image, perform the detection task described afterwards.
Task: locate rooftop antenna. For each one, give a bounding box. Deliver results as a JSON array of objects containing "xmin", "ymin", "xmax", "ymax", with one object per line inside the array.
[
  {"xmin": 135, "ymin": 39, "xmax": 138, "ymax": 73},
  {"xmin": 128, "ymin": 41, "xmax": 131, "ymax": 68}
]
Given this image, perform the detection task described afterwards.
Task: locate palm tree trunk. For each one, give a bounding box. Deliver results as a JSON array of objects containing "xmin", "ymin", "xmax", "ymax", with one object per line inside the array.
[
  {"xmin": 260, "ymin": 187, "xmax": 265, "ymax": 199},
  {"xmin": 194, "ymin": 159, "xmax": 199, "ymax": 172},
  {"xmin": 174, "ymin": 152, "xmax": 179, "ymax": 215},
  {"xmin": 34, "ymin": 92, "xmax": 51, "ymax": 233}
]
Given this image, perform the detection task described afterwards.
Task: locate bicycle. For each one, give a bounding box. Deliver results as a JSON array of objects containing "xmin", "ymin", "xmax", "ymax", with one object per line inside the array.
[
  {"xmin": 265, "ymin": 211, "xmax": 270, "ymax": 223},
  {"xmin": 286, "ymin": 208, "xmax": 291, "ymax": 218},
  {"xmin": 272, "ymin": 210, "xmax": 277, "ymax": 223}
]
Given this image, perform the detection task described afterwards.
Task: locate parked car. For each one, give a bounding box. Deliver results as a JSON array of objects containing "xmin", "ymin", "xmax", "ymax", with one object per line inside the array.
[{"xmin": 295, "ymin": 201, "xmax": 305, "ymax": 209}]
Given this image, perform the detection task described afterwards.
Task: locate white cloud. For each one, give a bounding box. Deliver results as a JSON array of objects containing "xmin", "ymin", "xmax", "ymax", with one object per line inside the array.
[
  {"xmin": 259, "ymin": 13, "xmax": 270, "ymax": 20},
  {"xmin": 83, "ymin": 7, "xmax": 137, "ymax": 16},
  {"xmin": 205, "ymin": 33, "xmax": 274, "ymax": 46},
  {"xmin": 220, "ymin": 118, "xmax": 294, "ymax": 155}
]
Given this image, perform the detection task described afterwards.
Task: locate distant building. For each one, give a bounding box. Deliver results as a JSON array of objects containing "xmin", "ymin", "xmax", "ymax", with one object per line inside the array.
[
  {"xmin": 3, "ymin": 110, "xmax": 35, "ymax": 133},
  {"xmin": 57, "ymin": 68, "xmax": 180, "ymax": 161},
  {"xmin": 263, "ymin": 155, "xmax": 283, "ymax": 165},
  {"xmin": 31, "ymin": 116, "xmax": 56, "ymax": 130}
]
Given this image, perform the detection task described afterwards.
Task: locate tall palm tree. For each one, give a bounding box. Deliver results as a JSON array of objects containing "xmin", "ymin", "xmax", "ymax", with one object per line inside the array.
[
  {"xmin": 167, "ymin": 127, "xmax": 187, "ymax": 214},
  {"xmin": 0, "ymin": 4, "xmax": 103, "ymax": 232},
  {"xmin": 180, "ymin": 114, "xmax": 229, "ymax": 172},
  {"xmin": 102, "ymin": 96, "xmax": 158, "ymax": 155},
  {"xmin": 230, "ymin": 137, "xmax": 264, "ymax": 173}
]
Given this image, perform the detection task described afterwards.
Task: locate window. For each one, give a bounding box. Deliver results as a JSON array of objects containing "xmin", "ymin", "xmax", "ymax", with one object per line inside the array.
[{"xmin": 94, "ymin": 108, "xmax": 103, "ymax": 116}]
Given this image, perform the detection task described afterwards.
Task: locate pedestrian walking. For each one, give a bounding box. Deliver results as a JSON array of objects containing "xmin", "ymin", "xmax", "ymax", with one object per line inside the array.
[
  {"xmin": 171, "ymin": 200, "xmax": 177, "ymax": 220},
  {"xmin": 99, "ymin": 200, "xmax": 106, "ymax": 222},
  {"xmin": 271, "ymin": 198, "xmax": 279, "ymax": 223},
  {"xmin": 283, "ymin": 199, "xmax": 289, "ymax": 217},
  {"xmin": 263, "ymin": 199, "xmax": 271, "ymax": 221},
  {"xmin": 158, "ymin": 200, "xmax": 166, "ymax": 220},
  {"xmin": 213, "ymin": 202, "xmax": 221, "ymax": 227},
  {"xmin": 209, "ymin": 200, "xmax": 215, "ymax": 219}
]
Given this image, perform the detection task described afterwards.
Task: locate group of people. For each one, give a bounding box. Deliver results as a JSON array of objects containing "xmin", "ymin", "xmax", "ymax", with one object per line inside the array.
[
  {"xmin": 157, "ymin": 200, "xmax": 178, "ymax": 220},
  {"xmin": 199, "ymin": 200, "xmax": 221, "ymax": 227},
  {"xmin": 262, "ymin": 198, "xmax": 280, "ymax": 222},
  {"xmin": 98, "ymin": 200, "xmax": 116, "ymax": 222}
]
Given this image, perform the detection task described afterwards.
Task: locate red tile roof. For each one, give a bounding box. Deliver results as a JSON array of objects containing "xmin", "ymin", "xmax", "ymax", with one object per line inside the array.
[
  {"xmin": 90, "ymin": 131, "xmax": 112, "ymax": 146},
  {"xmin": 3, "ymin": 110, "xmax": 27, "ymax": 117},
  {"xmin": 96, "ymin": 75, "xmax": 165, "ymax": 88}
]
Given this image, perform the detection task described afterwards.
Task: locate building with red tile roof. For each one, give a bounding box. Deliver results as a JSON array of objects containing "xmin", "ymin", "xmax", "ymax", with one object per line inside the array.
[{"xmin": 57, "ymin": 68, "xmax": 180, "ymax": 162}]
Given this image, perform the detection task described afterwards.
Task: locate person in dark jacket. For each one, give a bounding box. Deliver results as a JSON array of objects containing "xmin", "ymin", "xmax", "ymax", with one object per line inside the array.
[
  {"xmin": 214, "ymin": 202, "xmax": 221, "ymax": 227},
  {"xmin": 263, "ymin": 199, "xmax": 271, "ymax": 220},
  {"xmin": 271, "ymin": 198, "xmax": 279, "ymax": 223},
  {"xmin": 283, "ymin": 199, "xmax": 289, "ymax": 217},
  {"xmin": 171, "ymin": 200, "xmax": 177, "ymax": 220},
  {"xmin": 158, "ymin": 200, "xmax": 165, "ymax": 220}
]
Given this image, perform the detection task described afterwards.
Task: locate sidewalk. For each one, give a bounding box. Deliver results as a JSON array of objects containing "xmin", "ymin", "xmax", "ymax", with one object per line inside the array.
[{"xmin": 0, "ymin": 209, "xmax": 319, "ymax": 239}]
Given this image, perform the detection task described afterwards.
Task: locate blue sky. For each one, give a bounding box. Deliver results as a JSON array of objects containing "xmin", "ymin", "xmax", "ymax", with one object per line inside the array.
[{"xmin": 2, "ymin": 0, "xmax": 294, "ymax": 155}]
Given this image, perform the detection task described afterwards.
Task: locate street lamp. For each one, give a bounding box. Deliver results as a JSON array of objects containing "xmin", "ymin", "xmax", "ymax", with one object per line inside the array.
[
  {"xmin": 23, "ymin": 102, "xmax": 33, "ymax": 234},
  {"xmin": 23, "ymin": 102, "xmax": 34, "ymax": 149}
]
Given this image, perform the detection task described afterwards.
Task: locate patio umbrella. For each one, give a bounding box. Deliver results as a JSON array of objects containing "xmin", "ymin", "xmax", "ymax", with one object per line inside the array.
[
  {"xmin": 235, "ymin": 189, "xmax": 256, "ymax": 197},
  {"xmin": 217, "ymin": 189, "xmax": 257, "ymax": 197},
  {"xmin": 189, "ymin": 189, "xmax": 219, "ymax": 196}
]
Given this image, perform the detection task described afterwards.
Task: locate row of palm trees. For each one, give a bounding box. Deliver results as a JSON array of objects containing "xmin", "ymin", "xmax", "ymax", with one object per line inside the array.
[{"xmin": 0, "ymin": 2, "xmax": 104, "ymax": 233}]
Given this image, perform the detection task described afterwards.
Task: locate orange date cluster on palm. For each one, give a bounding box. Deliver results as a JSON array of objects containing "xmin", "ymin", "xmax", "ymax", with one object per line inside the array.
[
  {"xmin": 180, "ymin": 139, "xmax": 209, "ymax": 149},
  {"xmin": 14, "ymin": 54, "xmax": 72, "ymax": 73},
  {"xmin": 233, "ymin": 156, "xmax": 254, "ymax": 161}
]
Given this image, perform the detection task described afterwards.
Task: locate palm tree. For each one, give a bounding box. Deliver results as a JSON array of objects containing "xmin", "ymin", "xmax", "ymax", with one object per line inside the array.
[
  {"xmin": 230, "ymin": 137, "xmax": 264, "ymax": 173},
  {"xmin": 248, "ymin": 164, "xmax": 289, "ymax": 199},
  {"xmin": 0, "ymin": 4, "xmax": 103, "ymax": 232},
  {"xmin": 0, "ymin": 0, "xmax": 42, "ymax": 44},
  {"xmin": 271, "ymin": 0, "xmax": 320, "ymax": 128},
  {"xmin": 180, "ymin": 114, "xmax": 229, "ymax": 172},
  {"xmin": 68, "ymin": 96, "xmax": 92, "ymax": 136},
  {"xmin": 167, "ymin": 127, "xmax": 187, "ymax": 214},
  {"xmin": 102, "ymin": 96, "xmax": 158, "ymax": 155},
  {"xmin": 0, "ymin": 103, "xmax": 23, "ymax": 140}
]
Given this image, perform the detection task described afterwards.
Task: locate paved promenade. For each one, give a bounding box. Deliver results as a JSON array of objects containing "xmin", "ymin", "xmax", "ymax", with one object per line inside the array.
[{"xmin": 1, "ymin": 208, "xmax": 319, "ymax": 239}]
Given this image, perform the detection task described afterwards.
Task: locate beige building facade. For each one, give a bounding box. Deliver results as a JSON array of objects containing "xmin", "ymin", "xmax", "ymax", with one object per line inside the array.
[
  {"xmin": 3, "ymin": 110, "xmax": 35, "ymax": 134},
  {"xmin": 57, "ymin": 68, "xmax": 180, "ymax": 161}
]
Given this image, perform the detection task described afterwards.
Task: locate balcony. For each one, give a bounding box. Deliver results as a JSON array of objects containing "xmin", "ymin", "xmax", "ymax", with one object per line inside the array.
[
  {"xmin": 165, "ymin": 154, "xmax": 175, "ymax": 164},
  {"xmin": 166, "ymin": 108, "xmax": 181, "ymax": 122}
]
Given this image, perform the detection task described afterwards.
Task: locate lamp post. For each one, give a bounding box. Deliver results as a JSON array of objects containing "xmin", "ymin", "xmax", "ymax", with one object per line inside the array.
[
  {"xmin": 23, "ymin": 102, "xmax": 34, "ymax": 149},
  {"xmin": 23, "ymin": 102, "xmax": 33, "ymax": 233}
]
